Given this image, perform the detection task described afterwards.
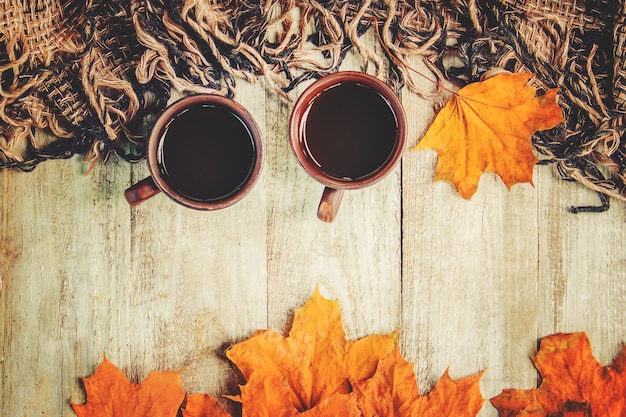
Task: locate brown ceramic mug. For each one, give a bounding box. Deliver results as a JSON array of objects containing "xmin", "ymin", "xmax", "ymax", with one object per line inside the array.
[
  {"xmin": 125, "ymin": 94, "xmax": 263, "ymax": 210},
  {"xmin": 289, "ymin": 71, "xmax": 407, "ymax": 222}
]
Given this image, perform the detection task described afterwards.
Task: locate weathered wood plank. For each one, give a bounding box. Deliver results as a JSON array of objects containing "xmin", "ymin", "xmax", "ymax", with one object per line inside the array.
[
  {"xmin": 121, "ymin": 79, "xmax": 269, "ymax": 403},
  {"xmin": 0, "ymin": 152, "xmax": 132, "ymax": 416},
  {"xmin": 400, "ymin": 70, "xmax": 540, "ymax": 416},
  {"xmin": 537, "ymin": 166, "xmax": 626, "ymax": 365},
  {"xmin": 265, "ymin": 43, "xmax": 402, "ymax": 341}
]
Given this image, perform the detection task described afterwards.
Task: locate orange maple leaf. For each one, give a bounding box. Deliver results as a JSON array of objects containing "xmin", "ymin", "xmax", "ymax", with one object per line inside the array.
[
  {"xmin": 182, "ymin": 393, "xmax": 233, "ymax": 417},
  {"xmin": 414, "ymin": 73, "xmax": 565, "ymax": 199},
  {"xmin": 353, "ymin": 347, "xmax": 485, "ymax": 417},
  {"xmin": 491, "ymin": 332, "xmax": 626, "ymax": 417},
  {"xmin": 225, "ymin": 286, "xmax": 397, "ymax": 416},
  {"xmin": 72, "ymin": 357, "xmax": 230, "ymax": 417}
]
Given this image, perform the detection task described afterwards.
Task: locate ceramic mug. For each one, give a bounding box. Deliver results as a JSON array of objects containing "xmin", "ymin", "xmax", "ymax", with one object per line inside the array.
[
  {"xmin": 289, "ymin": 71, "xmax": 407, "ymax": 222},
  {"xmin": 125, "ymin": 94, "xmax": 263, "ymax": 210}
]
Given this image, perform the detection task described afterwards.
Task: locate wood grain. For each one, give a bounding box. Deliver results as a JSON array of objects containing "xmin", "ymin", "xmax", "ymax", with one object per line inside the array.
[
  {"xmin": 1, "ymin": 37, "xmax": 626, "ymax": 417},
  {"xmin": 537, "ymin": 165, "xmax": 626, "ymax": 365},
  {"xmin": 265, "ymin": 43, "xmax": 401, "ymax": 342},
  {"xmin": 400, "ymin": 71, "xmax": 539, "ymax": 416}
]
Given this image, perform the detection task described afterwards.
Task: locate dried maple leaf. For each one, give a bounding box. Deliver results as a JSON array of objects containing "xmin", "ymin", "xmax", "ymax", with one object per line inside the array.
[
  {"xmin": 414, "ymin": 73, "xmax": 565, "ymax": 199},
  {"xmin": 182, "ymin": 393, "xmax": 232, "ymax": 417},
  {"xmin": 72, "ymin": 357, "xmax": 230, "ymax": 417},
  {"xmin": 491, "ymin": 332, "xmax": 626, "ymax": 417},
  {"xmin": 225, "ymin": 286, "xmax": 397, "ymax": 416},
  {"xmin": 353, "ymin": 347, "xmax": 485, "ymax": 417}
]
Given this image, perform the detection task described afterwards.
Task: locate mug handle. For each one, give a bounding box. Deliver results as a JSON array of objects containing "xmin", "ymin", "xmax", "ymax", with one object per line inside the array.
[
  {"xmin": 317, "ymin": 187, "xmax": 344, "ymax": 222},
  {"xmin": 125, "ymin": 177, "xmax": 161, "ymax": 206}
]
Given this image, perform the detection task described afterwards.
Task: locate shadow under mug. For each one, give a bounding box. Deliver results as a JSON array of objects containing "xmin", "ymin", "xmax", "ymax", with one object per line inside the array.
[
  {"xmin": 289, "ymin": 71, "xmax": 407, "ymax": 222},
  {"xmin": 125, "ymin": 94, "xmax": 263, "ymax": 210}
]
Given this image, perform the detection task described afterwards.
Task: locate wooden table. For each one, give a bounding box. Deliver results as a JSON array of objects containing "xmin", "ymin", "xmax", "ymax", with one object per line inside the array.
[{"xmin": 1, "ymin": 49, "xmax": 626, "ymax": 416}]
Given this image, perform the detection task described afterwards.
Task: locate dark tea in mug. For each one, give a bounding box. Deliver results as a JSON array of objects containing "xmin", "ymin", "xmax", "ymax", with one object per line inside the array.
[
  {"xmin": 157, "ymin": 103, "xmax": 256, "ymax": 203},
  {"xmin": 289, "ymin": 72, "xmax": 406, "ymax": 222},
  {"xmin": 301, "ymin": 81, "xmax": 398, "ymax": 181}
]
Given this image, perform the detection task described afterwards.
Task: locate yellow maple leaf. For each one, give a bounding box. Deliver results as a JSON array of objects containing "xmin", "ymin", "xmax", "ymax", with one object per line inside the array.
[
  {"xmin": 226, "ymin": 287, "xmax": 486, "ymax": 417},
  {"xmin": 225, "ymin": 286, "xmax": 397, "ymax": 416},
  {"xmin": 414, "ymin": 73, "xmax": 565, "ymax": 199}
]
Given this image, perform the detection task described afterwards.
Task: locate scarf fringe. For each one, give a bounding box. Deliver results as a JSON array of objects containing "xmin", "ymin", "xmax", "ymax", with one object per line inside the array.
[{"xmin": 1, "ymin": 0, "xmax": 625, "ymax": 209}]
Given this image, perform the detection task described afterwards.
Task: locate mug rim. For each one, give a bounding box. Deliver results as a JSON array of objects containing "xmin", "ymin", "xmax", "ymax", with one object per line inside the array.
[
  {"xmin": 288, "ymin": 71, "xmax": 407, "ymax": 190},
  {"xmin": 147, "ymin": 94, "xmax": 264, "ymax": 210}
]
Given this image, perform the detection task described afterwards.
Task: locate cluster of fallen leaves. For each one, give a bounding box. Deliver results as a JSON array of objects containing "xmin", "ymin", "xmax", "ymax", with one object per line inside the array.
[
  {"xmin": 414, "ymin": 72, "xmax": 565, "ymax": 199},
  {"xmin": 72, "ymin": 288, "xmax": 485, "ymax": 417},
  {"xmin": 71, "ymin": 289, "xmax": 626, "ymax": 417},
  {"xmin": 491, "ymin": 332, "xmax": 626, "ymax": 417}
]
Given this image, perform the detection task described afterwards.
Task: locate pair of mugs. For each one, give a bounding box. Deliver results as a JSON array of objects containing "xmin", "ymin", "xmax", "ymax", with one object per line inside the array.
[{"xmin": 125, "ymin": 71, "xmax": 407, "ymax": 222}]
